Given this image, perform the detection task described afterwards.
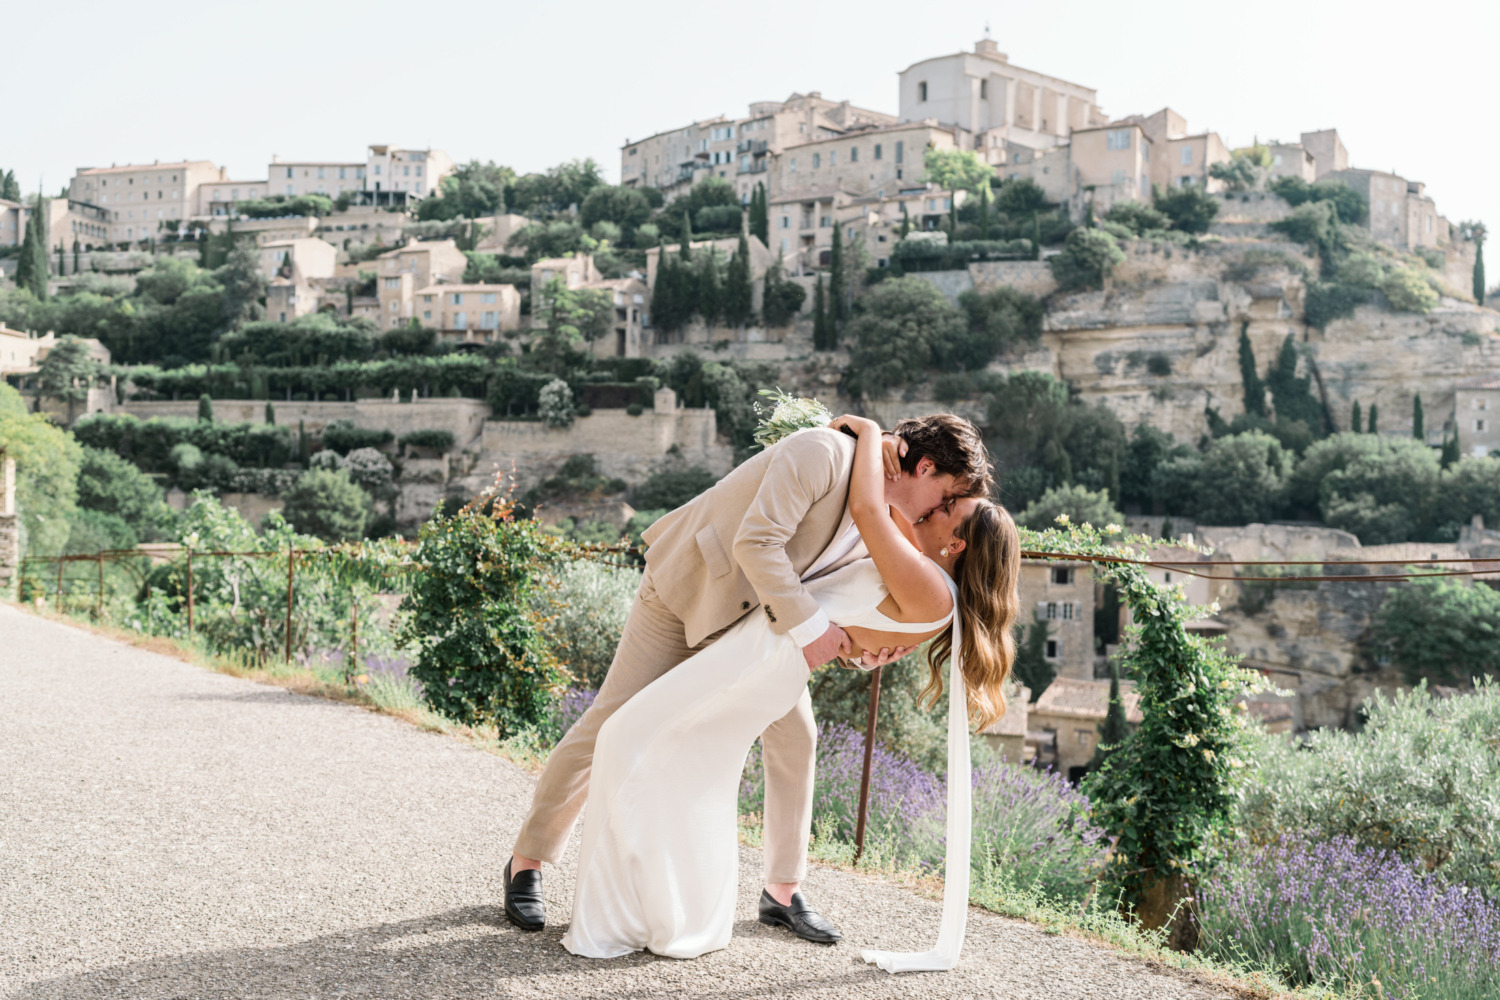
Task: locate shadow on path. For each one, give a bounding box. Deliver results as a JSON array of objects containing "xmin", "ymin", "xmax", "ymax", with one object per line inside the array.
[{"xmin": 12, "ymin": 907, "xmax": 884, "ymax": 1000}]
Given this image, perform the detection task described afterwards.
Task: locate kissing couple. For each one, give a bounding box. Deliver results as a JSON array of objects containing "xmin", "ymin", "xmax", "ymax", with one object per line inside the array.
[{"xmin": 504, "ymin": 411, "xmax": 1022, "ymax": 972}]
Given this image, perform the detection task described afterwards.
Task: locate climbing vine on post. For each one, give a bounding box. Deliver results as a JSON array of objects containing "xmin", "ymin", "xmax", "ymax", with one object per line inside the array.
[{"xmin": 1021, "ymin": 519, "xmax": 1259, "ymax": 949}]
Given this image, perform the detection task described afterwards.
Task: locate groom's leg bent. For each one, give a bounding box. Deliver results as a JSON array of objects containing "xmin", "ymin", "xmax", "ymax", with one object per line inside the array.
[
  {"xmin": 760, "ymin": 689, "xmax": 817, "ymax": 885},
  {"xmin": 513, "ymin": 570, "xmax": 703, "ymax": 865}
]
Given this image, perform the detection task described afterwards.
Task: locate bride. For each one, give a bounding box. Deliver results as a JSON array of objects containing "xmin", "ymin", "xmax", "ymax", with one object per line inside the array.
[{"xmin": 561, "ymin": 414, "xmax": 1021, "ymax": 967}]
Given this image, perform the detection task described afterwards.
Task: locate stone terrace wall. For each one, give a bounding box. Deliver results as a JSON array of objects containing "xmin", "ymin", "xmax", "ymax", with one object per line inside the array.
[{"xmin": 119, "ymin": 399, "xmax": 491, "ymax": 449}]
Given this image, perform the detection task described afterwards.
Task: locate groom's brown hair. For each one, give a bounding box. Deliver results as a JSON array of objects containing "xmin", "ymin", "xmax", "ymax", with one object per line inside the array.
[{"xmin": 893, "ymin": 413, "xmax": 993, "ymax": 498}]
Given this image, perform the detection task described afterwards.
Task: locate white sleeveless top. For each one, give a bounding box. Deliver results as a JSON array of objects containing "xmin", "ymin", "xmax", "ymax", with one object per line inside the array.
[{"xmin": 807, "ymin": 557, "xmax": 955, "ymax": 635}]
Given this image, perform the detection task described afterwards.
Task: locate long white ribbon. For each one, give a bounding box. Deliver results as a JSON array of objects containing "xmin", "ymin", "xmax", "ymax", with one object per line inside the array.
[{"xmin": 861, "ymin": 576, "xmax": 969, "ymax": 973}]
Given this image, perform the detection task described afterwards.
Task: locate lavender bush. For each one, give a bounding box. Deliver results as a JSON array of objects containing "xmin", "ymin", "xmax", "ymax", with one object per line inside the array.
[
  {"xmin": 1236, "ymin": 680, "xmax": 1500, "ymax": 894},
  {"xmin": 741, "ymin": 722, "xmax": 1107, "ymax": 900},
  {"xmin": 1198, "ymin": 835, "xmax": 1500, "ymax": 999}
]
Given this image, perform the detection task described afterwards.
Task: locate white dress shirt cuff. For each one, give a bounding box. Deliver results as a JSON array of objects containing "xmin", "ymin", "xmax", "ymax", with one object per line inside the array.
[{"xmin": 787, "ymin": 609, "xmax": 832, "ymax": 648}]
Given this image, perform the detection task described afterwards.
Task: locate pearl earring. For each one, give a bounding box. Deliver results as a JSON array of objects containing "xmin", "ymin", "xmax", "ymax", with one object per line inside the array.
[{"xmin": 940, "ymin": 547, "xmax": 948, "ymax": 557}]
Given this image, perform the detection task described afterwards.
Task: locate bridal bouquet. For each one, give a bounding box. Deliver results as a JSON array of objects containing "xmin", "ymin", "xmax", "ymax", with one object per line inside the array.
[{"xmin": 752, "ymin": 388, "xmax": 832, "ymax": 450}]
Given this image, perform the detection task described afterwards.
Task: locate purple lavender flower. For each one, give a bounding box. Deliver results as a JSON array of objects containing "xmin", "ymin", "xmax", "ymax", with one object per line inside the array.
[
  {"xmin": 1198, "ymin": 835, "xmax": 1500, "ymax": 998},
  {"xmin": 742, "ymin": 722, "xmax": 1107, "ymax": 896}
]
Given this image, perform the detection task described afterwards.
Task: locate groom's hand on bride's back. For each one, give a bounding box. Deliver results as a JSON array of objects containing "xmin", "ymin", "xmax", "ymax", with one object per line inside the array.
[{"xmin": 802, "ymin": 623, "xmax": 852, "ymax": 671}]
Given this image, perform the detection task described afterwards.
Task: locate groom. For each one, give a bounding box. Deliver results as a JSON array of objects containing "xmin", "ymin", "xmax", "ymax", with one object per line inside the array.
[{"xmin": 505, "ymin": 413, "xmax": 993, "ymax": 942}]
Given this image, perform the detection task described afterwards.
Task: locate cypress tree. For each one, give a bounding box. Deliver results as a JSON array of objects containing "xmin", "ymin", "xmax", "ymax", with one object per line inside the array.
[
  {"xmin": 1412, "ymin": 394, "xmax": 1425, "ymax": 441},
  {"xmin": 812, "ymin": 277, "xmax": 828, "ymax": 350},
  {"xmin": 1367, "ymin": 403, "xmax": 1378, "ymax": 434},
  {"xmin": 57, "ymin": 242, "xmax": 66, "ymax": 277},
  {"xmin": 1475, "ymin": 239, "xmax": 1486, "ymax": 305},
  {"xmin": 899, "ymin": 203, "xmax": 911, "ymax": 239},
  {"xmin": 724, "ymin": 232, "xmax": 753, "ymax": 327},
  {"xmin": 980, "ymin": 181, "xmax": 992, "ymax": 241},
  {"xmin": 198, "ymin": 393, "xmax": 214, "ymax": 423},
  {"xmin": 35, "ymin": 193, "xmax": 50, "ymax": 282},
  {"xmin": 15, "ymin": 207, "xmax": 48, "ymax": 301},
  {"xmin": 697, "ymin": 248, "xmax": 723, "ymax": 330},
  {"xmin": 1238, "ymin": 323, "xmax": 1265, "ymax": 416},
  {"xmin": 0, "ymin": 170, "xmax": 18, "ymax": 201},
  {"xmin": 1032, "ymin": 212, "xmax": 1042, "ymax": 260},
  {"xmin": 1011, "ymin": 620, "xmax": 1054, "ymax": 702},
  {"xmin": 298, "ymin": 418, "xmax": 311, "ymax": 465},
  {"xmin": 750, "ymin": 183, "xmax": 769, "ymax": 243},
  {"xmin": 1351, "ymin": 401, "xmax": 1362, "ymax": 433},
  {"xmin": 265, "ymin": 401, "xmax": 276, "ymax": 425},
  {"xmin": 679, "ymin": 214, "xmax": 693, "ymax": 264},
  {"xmin": 1441, "ymin": 430, "xmax": 1459, "ymax": 469},
  {"xmin": 828, "ymin": 224, "xmax": 846, "ymax": 323},
  {"xmin": 1090, "ymin": 658, "xmax": 1130, "ymax": 768},
  {"xmin": 72, "ymin": 238, "xmax": 80, "ymax": 275}
]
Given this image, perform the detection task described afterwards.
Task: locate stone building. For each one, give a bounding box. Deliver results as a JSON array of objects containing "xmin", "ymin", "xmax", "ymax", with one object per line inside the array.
[
  {"xmin": 1300, "ymin": 129, "xmax": 1349, "ymax": 178},
  {"xmin": 1029, "ymin": 677, "xmax": 1143, "ymax": 782},
  {"xmin": 66, "ymin": 160, "xmax": 225, "ymax": 243},
  {"xmin": 1455, "ymin": 374, "xmax": 1500, "ymax": 457},
  {"xmin": 413, "ymin": 283, "xmax": 522, "ymax": 343},
  {"xmin": 620, "ymin": 92, "xmax": 896, "ymax": 207},
  {"xmin": 374, "ymin": 239, "xmax": 468, "ymax": 329},
  {"xmin": 1020, "ymin": 558, "xmax": 1096, "ymax": 682},
  {"xmin": 897, "ymin": 37, "xmax": 1107, "ymax": 161},
  {"xmin": 1323, "ymin": 168, "xmax": 1448, "ymax": 250}
]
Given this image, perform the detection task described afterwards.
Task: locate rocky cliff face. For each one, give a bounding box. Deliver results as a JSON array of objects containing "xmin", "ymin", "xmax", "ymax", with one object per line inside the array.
[{"xmin": 978, "ymin": 240, "xmax": 1500, "ymax": 444}]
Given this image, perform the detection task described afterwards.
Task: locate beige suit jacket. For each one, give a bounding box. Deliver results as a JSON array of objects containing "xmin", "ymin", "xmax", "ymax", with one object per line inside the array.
[{"xmin": 640, "ymin": 427, "xmax": 868, "ymax": 647}]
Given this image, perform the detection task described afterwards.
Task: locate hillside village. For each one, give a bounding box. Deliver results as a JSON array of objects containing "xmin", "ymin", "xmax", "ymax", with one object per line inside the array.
[{"xmin": 3, "ymin": 36, "xmax": 1499, "ymax": 750}]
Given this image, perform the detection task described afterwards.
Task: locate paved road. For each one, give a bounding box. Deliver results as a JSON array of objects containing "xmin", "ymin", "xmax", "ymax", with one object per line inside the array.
[{"xmin": 0, "ymin": 603, "xmax": 1236, "ymax": 999}]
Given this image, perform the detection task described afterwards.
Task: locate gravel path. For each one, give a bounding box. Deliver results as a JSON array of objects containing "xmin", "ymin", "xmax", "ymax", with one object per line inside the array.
[{"xmin": 0, "ymin": 603, "xmax": 1236, "ymax": 999}]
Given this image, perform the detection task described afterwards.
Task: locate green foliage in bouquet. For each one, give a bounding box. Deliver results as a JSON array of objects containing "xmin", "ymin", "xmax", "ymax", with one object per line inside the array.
[{"xmin": 751, "ymin": 388, "xmax": 832, "ymax": 451}]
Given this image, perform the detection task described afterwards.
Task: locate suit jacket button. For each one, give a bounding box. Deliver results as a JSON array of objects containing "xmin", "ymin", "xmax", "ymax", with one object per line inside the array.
[
  {"xmin": 742, "ymin": 601, "xmax": 751, "ymax": 610},
  {"xmin": 765, "ymin": 606, "xmax": 777, "ymax": 622}
]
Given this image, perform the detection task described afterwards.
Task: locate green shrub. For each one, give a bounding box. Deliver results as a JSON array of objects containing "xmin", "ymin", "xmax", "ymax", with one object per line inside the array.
[
  {"xmin": 1237, "ymin": 682, "xmax": 1500, "ymax": 892},
  {"xmin": 1151, "ymin": 184, "xmax": 1219, "ymax": 234},
  {"xmin": 632, "ymin": 467, "xmax": 717, "ymax": 511},
  {"xmin": 1103, "ymin": 201, "xmax": 1170, "ymax": 235},
  {"xmin": 322, "ymin": 420, "xmax": 393, "ymax": 456},
  {"xmin": 398, "ymin": 497, "xmax": 568, "ymax": 733},
  {"xmin": 398, "ymin": 429, "xmax": 455, "ymax": 451},
  {"xmin": 532, "ymin": 560, "xmax": 640, "ymax": 688},
  {"xmin": 1016, "ymin": 484, "xmax": 1122, "ymax": 531},
  {"xmin": 1318, "ymin": 436, "xmax": 1440, "ymax": 544},
  {"xmin": 1048, "ymin": 227, "xmax": 1126, "ymax": 291},
  {"xmin": 280, "ymin": 468, "xmax": 371, "ymax": 543},
  {"xmin": 625, "ymin": 402, "xmax": 644, "ymax": 416},
  {"xmin": 538, "ymin": 378, "xmax": 575, "ymax": 429},
  {"xmin": 951, "ymin": 286, "xmax": 1044, "ymax": 367},
  {"xmin": 1269, "ymin": 200, "xmax": 1338, "ymax": 254},
  {"xmin": 1381, "ymin": 265, "xmax": 1439, "ymax": 313},
  {"xmin": 76, "ymin": 446, "xmax": 174, "ymax": 541},
  {"xmin": 1372, "ymin": 578, "xmax": 1500, "ymax": 685},
  {"xmin": 1303, "ymin": 281, "xmax": 1368, "ymax": 328},
  {"xmin": 845, "ymin": 277, "xmax": 965, "ymax": 397},
  {"xmin": 64, "ymin": 508, "xmax": 138, "ymax": 554},
  {"xmin": 235, "ymin": 193, "xmax": 334, "ymax": 219}
]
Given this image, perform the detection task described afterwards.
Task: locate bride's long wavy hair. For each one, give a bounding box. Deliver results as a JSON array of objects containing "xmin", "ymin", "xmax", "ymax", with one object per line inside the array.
[{"xmin": 919, "ymin": 499, "xmax": 1021, "ymax": 732}]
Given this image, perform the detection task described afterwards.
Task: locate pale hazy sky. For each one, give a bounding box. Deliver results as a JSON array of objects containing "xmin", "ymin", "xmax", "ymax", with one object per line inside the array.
[{"xmin": 8, "ymin": 0, "xmax": 1496, "ymax": 239}]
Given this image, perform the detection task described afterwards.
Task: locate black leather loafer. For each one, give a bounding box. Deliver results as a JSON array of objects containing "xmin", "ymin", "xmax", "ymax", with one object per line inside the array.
[
  {"xmin": 504, "ymin": 860, "xmax": 546, "ymax": 932},
  {"xmin": 758, "ymin": 889, "xmax": 842, "ymax": 944}
]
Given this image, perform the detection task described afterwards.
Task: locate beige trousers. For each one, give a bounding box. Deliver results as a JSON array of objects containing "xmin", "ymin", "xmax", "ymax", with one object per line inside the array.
[{"xmin": 514, "ymin": 567, "xmax": 817, "ymax": 884}]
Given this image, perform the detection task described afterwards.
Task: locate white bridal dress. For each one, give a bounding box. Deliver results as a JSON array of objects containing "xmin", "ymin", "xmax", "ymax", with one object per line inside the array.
[{"xmin": 562, "ymin": 557, "xmax": 973, "ymax": 974}]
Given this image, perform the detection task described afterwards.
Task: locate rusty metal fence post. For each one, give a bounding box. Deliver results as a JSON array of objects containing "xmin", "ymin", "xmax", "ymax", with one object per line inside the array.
[
  {"xmin": 284, "ymin": 548, "xmax": 295, "ymax": 664},
  {"xmin": 852, "ymin": 665, "xmax": 883, "ymax": 865}
]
